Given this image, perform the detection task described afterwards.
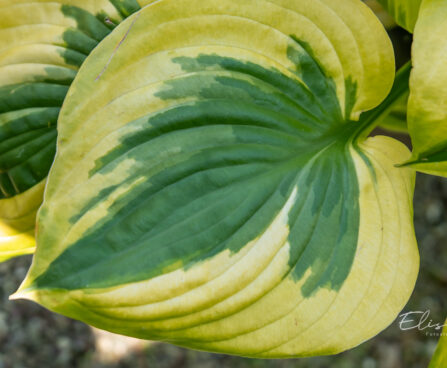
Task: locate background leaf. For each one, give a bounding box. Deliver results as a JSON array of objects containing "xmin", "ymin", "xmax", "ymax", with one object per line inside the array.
[
  {"xmin": 404, "ymin": 0, "xmax": 447, "ymax": 177},
  {"xmin": 376, "ymin": 0, "xmax": 423, "ymax": 32},
  {"xmin": 429, "ymin": 323, "xmax": 447, "ymax": 368},
  {"xmin": 0, "ymin": 0, "xmax": 156, "ymax": 261}
]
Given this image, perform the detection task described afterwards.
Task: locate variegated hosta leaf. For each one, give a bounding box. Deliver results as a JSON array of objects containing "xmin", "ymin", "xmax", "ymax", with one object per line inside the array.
[
  {"xmin": 0, "ymin": 0, "xmax": 156, "ymax": 261},
  {"xmin": 405, "ymin": 0, "xmax": 447, "ymax": 177},
  {"xmin": 14, "ymin": 0, "xmax": 419, "ymax": 358},
  {"xmin": 377, "ymin": 0, "xmax": 423, "ymax": 32}
]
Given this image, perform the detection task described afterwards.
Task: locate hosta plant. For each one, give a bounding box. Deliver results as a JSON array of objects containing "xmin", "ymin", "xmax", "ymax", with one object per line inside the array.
[
  {"xmin": 3, "ymin": 0, "xmax": 447, "ymax": 361},
  {"xmin": 377, "ymin": 0, "xmax": 447, "ymax": 366}
]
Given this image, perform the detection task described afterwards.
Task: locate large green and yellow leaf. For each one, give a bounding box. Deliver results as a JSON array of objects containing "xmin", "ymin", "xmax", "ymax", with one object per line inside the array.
[
  {"xmin": 376, "ymin": 0, "xmax": 423, "ymax": 32},
  {"xmin": 13, "ymin": 0, "xmax": 419, "ymax": 357},
  {"xmin": 404, "ymin": 0, "xmax": 447, "ymax": 177},
  {"xmin": 0, "ymin": 0, "xmax": 156, "ymax": 261}
]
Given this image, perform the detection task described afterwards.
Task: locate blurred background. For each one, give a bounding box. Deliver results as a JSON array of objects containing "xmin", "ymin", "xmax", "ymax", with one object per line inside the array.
[{"xmin": 1, "ymin": 1, "xmax": 446, "ymax": 367}]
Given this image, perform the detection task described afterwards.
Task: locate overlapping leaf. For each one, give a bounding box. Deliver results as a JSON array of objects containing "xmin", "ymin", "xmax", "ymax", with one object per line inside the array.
[
  {"xmin": 430, "ymin": 323, "xmax": 447, "ymax": 368},
  {"xmin": 377, "ymin": 0, "xmax": 422, "ymax": 32},
  {"xmin": 0, "ymin": 0, "xmax": 156, "ymax": 261},
  {"xmin": 374, "ymin": 0, "xmax": 447, "ymax": 176},
  {"xmin": 14, "ymin": 0, "xmax": 419, "ymax": 357},
  {"xmin": 405, "ymin": 0, "xmax": 447, "ymax": 177}
]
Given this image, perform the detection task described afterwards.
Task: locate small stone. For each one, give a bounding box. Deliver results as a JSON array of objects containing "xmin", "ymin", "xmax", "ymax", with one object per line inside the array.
[
  {"xmin": 0, "ymin": 312, "xmax": 8, "ymax": 339},
  {"xmin": 13, "ymin": 266, "xmax": 27, "ymax": 281},
  {"xmin": 426, "ymin": 339, "xmax": 438, "ymax": 357},
  {"xmin": 377, "ymin": 342, "xmax": 401, "ymax": 368},
  {"xmin": 426, "ymin": 200, "xmax": 444, "ymax": 224},
  {"xmin": 28, "ymin": 318, "xmax": 43, "ymax": 340},
  {"xmin": 362, "ymin": 357, "xmax": 376, "ymax": 368},
  {"xmin": 57, "ymin": 336, "xmax": 71, "ymax": 352}
]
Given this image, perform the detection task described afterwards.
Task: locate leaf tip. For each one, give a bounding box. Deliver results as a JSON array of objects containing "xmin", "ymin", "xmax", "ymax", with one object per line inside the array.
[
  {"xmin": 9, "ymin": 283, "xmax": 38, "ymax": 302},
  {"xmin": 9, "ymin": 289, "xmax": 31, "ymax": 301}
]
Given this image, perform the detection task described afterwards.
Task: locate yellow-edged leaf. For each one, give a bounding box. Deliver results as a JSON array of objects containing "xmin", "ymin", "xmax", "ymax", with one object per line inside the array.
[
  {"xmin": 0, "ymin": 0, "xmax": 155, "ymax": 261},
  {"xmin": 13, "ymin": 0, "xmax": 419, "ymax": 358}
]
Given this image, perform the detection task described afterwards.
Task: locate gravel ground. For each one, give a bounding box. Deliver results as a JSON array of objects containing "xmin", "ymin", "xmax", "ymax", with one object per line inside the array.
[{"xmin": 1, "ymin": 173, "xmax": 446, "ymax": 368}]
